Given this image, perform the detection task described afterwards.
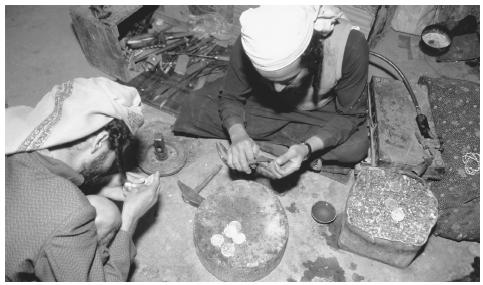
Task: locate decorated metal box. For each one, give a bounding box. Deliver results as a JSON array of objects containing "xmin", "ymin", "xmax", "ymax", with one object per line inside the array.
[{"xmin": 338, "ymin": 167, "xmax": 438, "ymax": 268}]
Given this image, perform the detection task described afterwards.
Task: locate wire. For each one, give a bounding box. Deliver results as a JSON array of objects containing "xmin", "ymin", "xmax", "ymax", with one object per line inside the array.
[{"xmin": 369, "ymin": 51, "xmax": 421, "ymax": 115}]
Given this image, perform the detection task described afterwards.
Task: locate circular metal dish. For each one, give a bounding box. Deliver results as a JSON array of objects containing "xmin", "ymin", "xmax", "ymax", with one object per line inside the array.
[
  {"xmin": 311, "ymin": 201, "xmax": 337, "ymax": 224},
  {"xmin": 420, "ymin": 24, "xmax": 452, "ymax": 56}
]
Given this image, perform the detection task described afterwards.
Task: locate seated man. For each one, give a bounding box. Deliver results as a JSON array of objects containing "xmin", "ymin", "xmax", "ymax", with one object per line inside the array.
[
  {"xmin": 5, "ymin": 77, "xmax": 160, "ymax": 281},
  {"xmin": 174, "ymin": 5, "xmax": 369, "ymax": 179}
]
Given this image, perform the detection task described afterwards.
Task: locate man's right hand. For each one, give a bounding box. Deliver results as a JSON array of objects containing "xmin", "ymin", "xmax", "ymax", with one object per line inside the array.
[
  {"xmin": 120, "ymin": 171, "xmax": 161, "ymax": 235},
  {"xmin": 227, "ymin": 124, "xmax": 260, "ymax": 174}
]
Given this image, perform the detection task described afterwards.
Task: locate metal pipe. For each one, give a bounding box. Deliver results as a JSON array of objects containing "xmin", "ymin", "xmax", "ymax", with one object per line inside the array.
[{"xmin": 369, "ymin": 51, "xmax": 421, "ymax": 114}]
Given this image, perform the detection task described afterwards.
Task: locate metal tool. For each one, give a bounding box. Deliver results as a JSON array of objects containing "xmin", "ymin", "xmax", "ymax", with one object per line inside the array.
[
  {"xmin": 215, "ymin": 142, "xmax": 274, "ymax": 168},
  {"xmin": 127, "ymin": 33, "xmax": 162, "ymax": 49},
  {"xmin": 134, "ymin": 38, "xmax": 189, "ymax": 63},
  {"xmin": 127, "ymin": 32, "xmax": 193, "ymax": 49},
  {"xmin": 177, "ymin": 164, "xmax": 222, "ymax": 207},
  {"xmin": 164, "ymin": 52, "xmax": 230, "ymax": 62},
  {"xmin": 153, "ymin": 132, "xmax": 168, "ymax": 161}
]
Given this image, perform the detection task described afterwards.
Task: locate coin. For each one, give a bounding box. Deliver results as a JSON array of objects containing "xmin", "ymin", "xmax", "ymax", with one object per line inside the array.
[
  {"xmin": 221, "ymin": 242, "xmax": 235, "ymax": 257},
  {"xmin": 384, "ymin": 198, "xmax": 398, "ymax": 210},
  {"xmin": 223, "ymin": 222, "xmax": 238, "ymax": 238},
  {"xmin": 232, "ymin": 233, "xmax": 246, "ymax": 245},
  {"xmin": 391, "ymin": 207, "xmax": 405, "ymax": 222},
  {"xmin": 229, "ymin": 220, "xmax": 242, "ymax": 232},
  {"xmin": 210, "ymin": 234, "xmax": 224, "ymax": 247}
]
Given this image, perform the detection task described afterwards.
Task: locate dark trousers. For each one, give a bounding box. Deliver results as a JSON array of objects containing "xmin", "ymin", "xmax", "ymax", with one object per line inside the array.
[{"xmin": 173, "ymin": 87, "xmax": 369, "ymax": 165}]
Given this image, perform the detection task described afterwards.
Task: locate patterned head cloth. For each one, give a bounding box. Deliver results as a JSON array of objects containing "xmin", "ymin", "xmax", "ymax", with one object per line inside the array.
[
  {"xmin": 240, "ymin": 5, "xmax": 348, "ymax": 71},
  {"xmin": 6, "ymin": 77, "xmax": 144, "ymax": 155}
]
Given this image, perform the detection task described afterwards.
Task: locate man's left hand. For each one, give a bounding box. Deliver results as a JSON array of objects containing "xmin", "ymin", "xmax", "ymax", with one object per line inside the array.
[{"xmin": 266, "ymin": 144, "xmax": 309, "ymax": 179}]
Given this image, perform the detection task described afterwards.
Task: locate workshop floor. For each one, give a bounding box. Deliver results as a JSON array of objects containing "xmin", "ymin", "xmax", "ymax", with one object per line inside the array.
[{"xmin": 5, "ymin": 6, "xmax": 480, "ymax": 281}]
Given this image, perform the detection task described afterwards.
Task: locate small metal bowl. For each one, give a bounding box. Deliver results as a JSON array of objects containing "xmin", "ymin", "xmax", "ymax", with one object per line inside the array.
[
  {"xmin": 311, "ymin": 201, "xmax": 337, "ymax": 224},
  {"xmin": 420, "ymin": 24, "xmax": 452, "ymax": 56}
]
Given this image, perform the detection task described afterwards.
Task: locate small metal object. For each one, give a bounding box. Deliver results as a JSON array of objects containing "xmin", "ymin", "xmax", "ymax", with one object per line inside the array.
[
  {"xmin": 390, "ymin": 207, "xmax": 406, "ymax": 222},
  {"xmin": 220, "ymin": 242, "xmax": 235, "ymax": 257},
  {"xmin": 384, "ymin": 198, "xmax": 398, "ymax": 210},
  {"xmin": 311, "ymin": 201, "xmax": 336, "ymax": 224},
  {"xmin": 153, "ymin": 132, "xmax": 168, "ymax": 161},
  {"xmin": 126, "ymin": 33, "xmax": 161, "ymax": 49},
  {"xmin": 145, "ymin": 55, "xmax": 162, "ymax": 71},
  {"xmin": 232, "ymin": 233, "xmax": 246, "ymax": 245},
  {"xmin": 215, "ymin": 142, "xmax": 274, "ymax": 166},
  {"xmin": 165, "ymin": 52, "xmax": 230, "ymax": 62},
  {"xmin": 210, "ymin": 234, "xmax": 225, "ymax": 247},
  {"xmin": 134, "ymin": 38, "xmax": 189, "ymax": 63}
]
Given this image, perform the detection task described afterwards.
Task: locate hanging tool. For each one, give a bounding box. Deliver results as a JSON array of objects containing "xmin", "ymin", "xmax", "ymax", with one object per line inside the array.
[
  {"xmin": 177, "ymin": 164, "xmax": 222, "ymax": 207},
  {"xmin": 369, "ymin": 51, "xmax": 433, "ymax": 139}
]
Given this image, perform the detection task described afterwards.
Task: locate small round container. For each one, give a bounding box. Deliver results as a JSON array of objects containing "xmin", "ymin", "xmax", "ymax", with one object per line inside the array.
[
  {"xmin": 311, "ymin": 201, "xmax": 337, "ymax": 224},
  {"xmin": 420, "ymin": 24, "xmax": 452, "ymax": 56}
]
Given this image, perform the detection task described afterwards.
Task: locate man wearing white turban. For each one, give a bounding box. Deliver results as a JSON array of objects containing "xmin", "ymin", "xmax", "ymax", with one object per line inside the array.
[
  {"xmin": 174, "ymin": 6, "xmax": 369, "ymax": 179},
  {"xmin": 6, "ymin": 77, "xmax": 161, "ymax": 281}
]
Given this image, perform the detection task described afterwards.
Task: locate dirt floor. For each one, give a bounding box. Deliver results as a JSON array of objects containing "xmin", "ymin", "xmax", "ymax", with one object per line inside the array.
[{"xmin": 5, "ymin": 5, "xmax": 480, "ymax": 282}]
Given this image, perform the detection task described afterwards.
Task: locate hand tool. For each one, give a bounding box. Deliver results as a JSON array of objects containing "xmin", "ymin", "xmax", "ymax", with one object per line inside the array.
[
  {"xmin": 127, "ymin": 32, "xmax": 194, "ymax": 49},
  {"xmin": 215, "ymin": 142, "xmax": 274, "ymax": 167},
  {"xmin": 134, "ymin": 38, "xmax": 189, "ymax": 63},
  {"xmin": 164, "ymin": 52, "xmax": 230, "ymax": 62},
  {"xmin": 177, "ymin": 164, "xmax": 222, "ymax": 207}
]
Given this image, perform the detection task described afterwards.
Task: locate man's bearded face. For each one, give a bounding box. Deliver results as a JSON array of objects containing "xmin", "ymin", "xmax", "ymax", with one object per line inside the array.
[
  {"xmin": 276, "ymin": 68, "xmax": 313, "ymax": 97},
  {"xmin": 81, "ymin": 149, "xmax": 116, "ymax": 184},
  {"xmin": 257, "ymin": 55, "xmax": 316, "ymax": 105}
]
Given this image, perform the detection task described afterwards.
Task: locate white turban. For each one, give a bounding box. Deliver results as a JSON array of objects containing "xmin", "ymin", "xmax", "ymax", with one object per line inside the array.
[
  {"xmin": 6, "ymin": 77, "xmax": 144, "ymax": 155},
  {"xmin": 240, "ymin": 5, "xmax": 348, "ymax": 71}
]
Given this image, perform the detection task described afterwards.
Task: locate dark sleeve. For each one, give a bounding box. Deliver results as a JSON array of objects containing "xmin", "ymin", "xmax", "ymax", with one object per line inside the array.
[
  {"xmin": 310, "ymin": 29, "xmax": 369, "ymax": 147},
  {"xmin": 35, "ymin": 205, "xmax": 135, "ymax": 281},
  {"xmin": 218, "ymin": 36, "xmax": 253, "ymax": 130}
]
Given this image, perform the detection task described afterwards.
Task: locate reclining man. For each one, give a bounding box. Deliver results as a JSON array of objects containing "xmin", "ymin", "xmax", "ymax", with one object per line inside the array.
[
  {"xmin": 174, "ymin": 6, "xmax": 369, "ymax": 179},
  {"xmin": 5, "ymin": 77, "xmax": 160, "ymax": 281}
]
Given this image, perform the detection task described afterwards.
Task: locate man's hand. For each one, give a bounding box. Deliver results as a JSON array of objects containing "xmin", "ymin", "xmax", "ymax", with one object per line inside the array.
[
  {"xmin": 227, "ymin": 124, "xmax": 260, "ymax": 174},
  {"xmin": 120, "ymin": 171, "xmax": 161, "ymax": 235},
  {"xmin": 268, "ymin": 144, "xmax": 309, "ymax": 179},
  {"xmin": 98, "ymin": 172, "xmax": 149, "ymax": 201}
]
